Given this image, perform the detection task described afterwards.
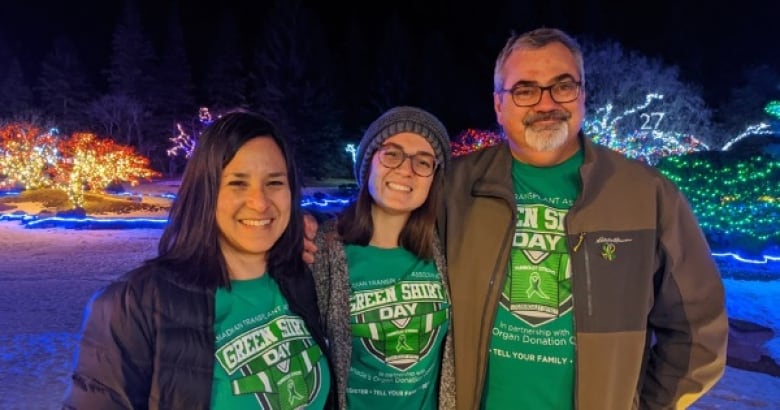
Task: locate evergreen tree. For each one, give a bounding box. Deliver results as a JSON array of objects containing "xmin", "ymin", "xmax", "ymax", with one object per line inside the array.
[
  {"xmin": 204, "ymin": 11, "xmax": 249, "ymax": 110},
  {"xmin": 36, "ymin": 36, "xmax": 94, "ymax": 133},
  {"xmin": 155, "ymin": 5, "xmax": 195, "ymax": 120},
  {"xmin": 367, "ymin": 13, "xmax": 414, "ymax": 113},
  {"xmin": 334, "ymin": 15, "xmax": 371, "ymax": 136},
  {"xmin": 0, "ymin": 58, "xmax": 34, "ymax": 118},
  {"xmin": 103, "ymin": 0, "xmax": 157, "ymax": 162},
  {"xmin": 107, "ymin": 0, "xmax": 156, "ymax": 103},
  {"xmin": 419, "ymin": 30, "xmax": 458, "ymax": 132},
  {"xmin": 150, "ymin": 4, "xmax": 196, "ymax": 175},
  {"xmin": 251, "ymin": 0, "xmax": 347, "ymax": 180}
]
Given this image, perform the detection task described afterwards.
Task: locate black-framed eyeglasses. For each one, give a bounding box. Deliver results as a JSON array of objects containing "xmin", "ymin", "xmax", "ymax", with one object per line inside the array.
[
  {"xmin": 376, "ymin": 143, "xmax": 438, "ymax": 177},
  {"xmin": 499, "ymin": 80, "xmax": 582, "ymax": 107}
]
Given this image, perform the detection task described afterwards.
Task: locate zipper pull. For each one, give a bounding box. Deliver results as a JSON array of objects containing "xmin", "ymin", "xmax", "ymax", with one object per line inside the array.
[{"xmin": 572, "ymin": 232, "xmax": 585, "ymax": 252}]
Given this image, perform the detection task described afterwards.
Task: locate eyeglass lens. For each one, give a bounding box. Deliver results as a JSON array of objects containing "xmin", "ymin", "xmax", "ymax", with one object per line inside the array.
[
  {"xmin": 510, "ymin": 81, "xmax": 580, "ymax": 106},
  {"xmin": 377, "ymin": 145, "xmax": 436, "ymax": 177}
]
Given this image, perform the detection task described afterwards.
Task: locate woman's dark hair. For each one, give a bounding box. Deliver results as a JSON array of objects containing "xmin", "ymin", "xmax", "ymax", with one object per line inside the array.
[
  {"xmin": 336, "ymin": 155, "xmax": 445, "ymax": 260},
  {"xmin": 151, "ymin": 111, "xmax": 303, "ymax": 289}
]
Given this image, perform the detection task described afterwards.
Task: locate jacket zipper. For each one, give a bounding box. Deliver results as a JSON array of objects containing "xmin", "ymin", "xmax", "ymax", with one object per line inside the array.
[
  {"xmin": 570, "ymin": 231, "xmax": 591, "ymax": 409},
  {"xmin": 571, "ymin": 232, "xmax": 592, "ymax": 316}
]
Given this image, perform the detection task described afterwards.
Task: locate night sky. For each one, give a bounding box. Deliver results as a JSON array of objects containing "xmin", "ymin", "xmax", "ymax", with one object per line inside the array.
[{"xmin": 2, "ymin": 0, "xmax": 779, "ymax": 123}]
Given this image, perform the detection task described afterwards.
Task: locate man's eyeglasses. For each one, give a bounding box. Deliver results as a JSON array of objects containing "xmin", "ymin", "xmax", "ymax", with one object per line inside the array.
[
  {"xmin": 376, "ymin": 143, "xmax": 437, "ymax": 177},
  {"xmin": 499, "ymin": 80, "xmax": 582, "ymax": 107}
]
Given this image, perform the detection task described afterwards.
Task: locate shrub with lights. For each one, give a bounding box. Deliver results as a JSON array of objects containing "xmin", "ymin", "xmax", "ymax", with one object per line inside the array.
[
  {"xmin": 0, "ymin": 123, "xmax": 59, "ymax": 190},
  {"xmin": 451, "ymin": 128, "xmax": 504, "ymax": 157},
  {"xmin": 167, "ymin": 107, "xmax": 215, "ymax": 160},
  {"xmin": 0, "ymin": 122, "xmax": 160, "ymax": 209},
  {"xmin": 656, "ymin": 152, "xmax": 779, "ymax": 255}
]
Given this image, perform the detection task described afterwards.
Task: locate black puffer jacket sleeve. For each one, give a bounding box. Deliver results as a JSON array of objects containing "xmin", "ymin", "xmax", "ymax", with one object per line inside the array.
[{"xmin": 63, "ymin": 272, "xmax": 155, "ymax": 409}]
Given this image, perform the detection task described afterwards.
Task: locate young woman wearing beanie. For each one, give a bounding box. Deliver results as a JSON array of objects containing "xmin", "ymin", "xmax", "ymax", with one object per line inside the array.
[
  {"xmin": 63, "ymin": 111, "xmax": 334, "ymax": 409},
  {"xmin": 311, "ymin": 106, "xmax": 455, "ymax": 409}
]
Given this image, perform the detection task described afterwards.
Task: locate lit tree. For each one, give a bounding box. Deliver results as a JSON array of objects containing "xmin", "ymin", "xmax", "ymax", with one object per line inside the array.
[
  {"xmin": 581, "ymin": 38, "xmax": 715, "ymax": 148},
  {"xmin": 167, "ymin": 107, "xmax": 215, "ymax": 159},
  {"xmin": 766, "ymin": 100, "xmax": 780, "ymax": 120},
  {"xmin": 0, "ymin": 123, "xmax": 58, "ymax": 189},
  {"xmin": 56, "ymin": 132, "xmax": 160, "ymax": 207},
  {"xmin": 0, "ymin": 122, "xmax": 159, "ymax": 209},
  {"xmin": 584, "ymin": 93, "xmax": 709, "ymax": 164}
]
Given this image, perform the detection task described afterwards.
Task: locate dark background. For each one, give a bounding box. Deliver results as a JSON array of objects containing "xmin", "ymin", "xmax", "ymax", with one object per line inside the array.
[
  {"xmin": 1, "ymin": 0, "xmax": 778, "ymax": 177},
  {"xmin": 3, "ymin": 0, "xmax": 778, "ymax": 113}
]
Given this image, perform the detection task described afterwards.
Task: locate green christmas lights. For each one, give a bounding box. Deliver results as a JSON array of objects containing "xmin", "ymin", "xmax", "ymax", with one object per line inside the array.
[{"xmin": 656, "ymin": 154, "xmax": 780, "ymax": 254}]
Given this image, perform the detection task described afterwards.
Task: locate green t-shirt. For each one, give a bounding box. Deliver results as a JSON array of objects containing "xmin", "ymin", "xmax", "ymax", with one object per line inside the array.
[
  {"xmin": 345, "ymin": 245, "xmax": 450, "ymax": 410},
  {"xmin": 211, "ymin": 274, "xmax": 331, "ymax": 409},
  {"xmin": 482, "ymin": 150, "xmax": 583, "ymax": 410}
]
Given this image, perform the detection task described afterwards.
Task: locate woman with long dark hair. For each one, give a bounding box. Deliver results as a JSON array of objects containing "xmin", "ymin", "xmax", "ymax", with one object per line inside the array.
[{"xmin": 64, "ymin": 111, "xmax": 333, "ymax": 409}]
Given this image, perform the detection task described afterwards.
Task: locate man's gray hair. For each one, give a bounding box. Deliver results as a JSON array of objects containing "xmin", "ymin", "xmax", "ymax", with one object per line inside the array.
[{"xmin": 493, "ymin": 27, "xmax": 585, "ymax": 93}]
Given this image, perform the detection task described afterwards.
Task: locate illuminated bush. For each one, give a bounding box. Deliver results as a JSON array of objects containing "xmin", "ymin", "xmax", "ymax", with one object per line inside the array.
[{"xmin": 0, "ymin": 122, "xmax": 159, "ymax": 208}]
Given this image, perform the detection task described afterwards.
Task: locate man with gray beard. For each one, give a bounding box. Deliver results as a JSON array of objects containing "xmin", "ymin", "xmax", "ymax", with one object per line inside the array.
[{"xmin": 439, "ymin": 27, "xmax": 727, "ymax": 409}]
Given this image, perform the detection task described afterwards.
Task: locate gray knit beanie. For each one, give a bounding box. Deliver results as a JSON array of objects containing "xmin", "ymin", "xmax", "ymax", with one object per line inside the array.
[{"xmin": 354, "ymin": 106, "xmax": 451, "ymax": 186}]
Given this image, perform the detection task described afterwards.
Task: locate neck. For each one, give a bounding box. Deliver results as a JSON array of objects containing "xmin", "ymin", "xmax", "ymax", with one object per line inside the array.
[
  {"xmin": 221, "ymin": 248, "xmax": 267, "ymax": 280},
  {"xmin": 369, "ymin": 205, "xmax": 409, "ymax": 248}
]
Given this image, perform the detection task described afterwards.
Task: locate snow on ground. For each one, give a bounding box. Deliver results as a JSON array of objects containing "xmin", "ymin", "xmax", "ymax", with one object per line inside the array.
[{"xmin": 0, "ymin": 180, "xmax": 778, "ymax": 409}]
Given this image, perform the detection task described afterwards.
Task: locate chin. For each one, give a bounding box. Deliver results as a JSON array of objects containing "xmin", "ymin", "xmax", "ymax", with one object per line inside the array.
[{"xmin": 525, "ymin": 127, "xmax": 568, "ymax": 151}]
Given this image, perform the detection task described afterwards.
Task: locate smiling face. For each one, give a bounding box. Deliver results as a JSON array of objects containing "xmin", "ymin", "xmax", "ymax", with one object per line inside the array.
[
  {"xmin": 216, "ymin": 137, "xmax": 291, "ymax": 274},
  {"xmin": 494, "ymin": 41, "xmax": 585, "ymax": 166},
  {"xmin": 367, "ymin": 132, "xmax": 436, "ymax": 217}
]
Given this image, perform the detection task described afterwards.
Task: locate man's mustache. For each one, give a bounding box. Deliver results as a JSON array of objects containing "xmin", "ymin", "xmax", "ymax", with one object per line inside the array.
[{"xmin": 523, "ymin": 111, "xmax": 571, "ymax": 126}]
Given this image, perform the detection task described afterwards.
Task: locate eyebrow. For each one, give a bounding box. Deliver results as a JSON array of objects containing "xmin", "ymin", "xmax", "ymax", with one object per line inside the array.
[
  {"xmin": 511, "ymin": 73, "xmax": 578, "ymax": 88},
  {"xmin": 223, "ymin": 171, "xmax": 288, "ymax": 178},
  {"xmin": 381, "ymin": 142, "xmax": 435, "ymax": 156}
]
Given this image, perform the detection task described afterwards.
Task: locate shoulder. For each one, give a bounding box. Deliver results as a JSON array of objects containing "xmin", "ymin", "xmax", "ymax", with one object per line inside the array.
[
  {"xmin": 449, "ymin": 142, "xmax": 512, "ymax": 188},
  {"xmin": 314, "ymin": 216, "xmax": 342, "ymax": 248},
  {"xmin": 89, "ymin": 265, "xmax": 162, "ymax": 310},
  {"xmin": 96, "ymin": 263, "xmax": 202, "ymax": 310},
  {"xmin": 586, "ymin": 140, "xmax": 679, "ymax": 190},
  {"xmin": 451, "ymin": 142, "xmax": 508, "ymax": 169}
]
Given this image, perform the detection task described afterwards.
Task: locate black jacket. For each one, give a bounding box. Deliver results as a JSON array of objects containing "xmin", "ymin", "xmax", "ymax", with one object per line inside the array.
[{"xmin": 63, "ymin": 263, "xmax": 333, "ymax": 409}]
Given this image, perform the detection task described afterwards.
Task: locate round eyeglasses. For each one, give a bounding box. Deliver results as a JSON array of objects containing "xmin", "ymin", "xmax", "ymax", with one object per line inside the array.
[
  {"xmin": 376, "ymin": 143, "xmax": 437, "ymax": 177},
  {"xmin": 499, "ymin": 80, "xmax": 582, "ymax": 107}
]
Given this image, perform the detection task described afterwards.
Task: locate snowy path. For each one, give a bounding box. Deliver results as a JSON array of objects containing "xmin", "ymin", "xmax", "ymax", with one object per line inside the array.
[{"xmin": 0, "ymin": 222, "xmax": 778, "ymax": 409}]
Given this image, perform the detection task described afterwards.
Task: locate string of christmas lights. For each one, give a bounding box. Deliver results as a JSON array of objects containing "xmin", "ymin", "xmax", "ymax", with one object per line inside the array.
[{"xmin": 0, "ymin": 123, "xmax": 159, "ymax": 208}]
